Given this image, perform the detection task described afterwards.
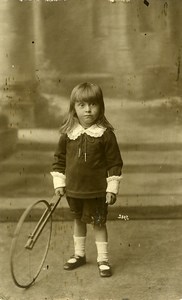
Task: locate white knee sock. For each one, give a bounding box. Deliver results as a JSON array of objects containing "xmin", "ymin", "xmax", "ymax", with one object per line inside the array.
[
  {"xmin": 73, "ymin": 236, "xmax": 86, "ymax": 257},
  {"xmin": 95, "ymin": 241, "xmax": 109, "ymax": 262}
]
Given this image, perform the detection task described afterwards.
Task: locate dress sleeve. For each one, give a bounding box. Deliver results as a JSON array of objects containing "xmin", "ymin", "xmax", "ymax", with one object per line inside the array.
[
  {"xmin": 50, "ymin": 133, "xmax": 67, "ymax": 189},
  {"xmin": 103, "ymin": 129, "xmax": 123, "ymax": 171},
  {"xmin": 103, "ymin": 130, "xmax": 123, "ymax": 194}
]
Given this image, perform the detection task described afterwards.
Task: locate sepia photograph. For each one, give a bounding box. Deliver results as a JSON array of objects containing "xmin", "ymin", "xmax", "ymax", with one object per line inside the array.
[{"xmin": 0, "ymin": 0, "xmax": 182, "ymax": 299}]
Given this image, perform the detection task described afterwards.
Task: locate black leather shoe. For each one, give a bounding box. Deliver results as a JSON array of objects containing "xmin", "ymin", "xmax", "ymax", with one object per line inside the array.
[
  {"xmin": 64, "ymin": 255, "xmax": 86, "ymax": 270},
  {"xmin": 97, "ymin": 261, "xmax": 112, "ymax": 277}
]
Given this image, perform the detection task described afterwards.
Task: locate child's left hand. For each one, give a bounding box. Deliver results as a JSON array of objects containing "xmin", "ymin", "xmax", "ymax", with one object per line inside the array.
[{"xmin": 106, "ymin": 192, "xmax": 116, "ymax": 205}]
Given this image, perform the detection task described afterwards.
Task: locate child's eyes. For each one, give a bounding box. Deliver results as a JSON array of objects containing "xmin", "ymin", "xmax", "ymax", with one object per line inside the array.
[
  {"xmin": 77, "ymin": 102, "xmax": 96, "ymax": 107},
  {"xmin": 76, "ymin": 102, "xmax": 85, "ymax": 108}
]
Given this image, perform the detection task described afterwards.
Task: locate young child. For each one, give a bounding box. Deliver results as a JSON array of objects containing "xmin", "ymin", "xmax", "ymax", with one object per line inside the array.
[{"xmin": 51, "ymin": 82, "xmax": 123, "ymax": 277}]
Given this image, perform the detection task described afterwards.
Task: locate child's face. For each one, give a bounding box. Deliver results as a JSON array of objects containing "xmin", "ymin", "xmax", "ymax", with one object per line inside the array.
[{"xmin": 74, "ymin": 101, "xmax": 100, "ymax": 128}]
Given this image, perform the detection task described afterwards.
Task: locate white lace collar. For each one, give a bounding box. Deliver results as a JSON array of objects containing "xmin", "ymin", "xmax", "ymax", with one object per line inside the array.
[{"xmin": 67, "ymin": 123, "xmax": 107, "ymax": 140}]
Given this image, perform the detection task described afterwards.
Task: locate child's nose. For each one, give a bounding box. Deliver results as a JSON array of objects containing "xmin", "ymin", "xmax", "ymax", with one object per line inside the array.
[{"xmin": 85, "ymin": 104, "xmax": 91, "ymax": 112}]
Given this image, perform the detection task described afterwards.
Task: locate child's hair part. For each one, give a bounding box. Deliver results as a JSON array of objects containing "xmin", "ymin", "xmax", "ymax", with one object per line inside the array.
[{"xmin": 60, "ymin": 82, "xmax": 114, "ymax": 133}]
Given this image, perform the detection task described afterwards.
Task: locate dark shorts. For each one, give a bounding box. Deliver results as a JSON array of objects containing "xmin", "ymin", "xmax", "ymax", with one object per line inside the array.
[{"xmin": 66, "ymin": 197, "xmax": 108, "ymax": 226}]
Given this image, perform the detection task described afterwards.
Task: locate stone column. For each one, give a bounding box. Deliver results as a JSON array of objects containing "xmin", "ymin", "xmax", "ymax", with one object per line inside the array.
[
  {"xmin": 168, "ymin": 0, "xmax": 182, "ymax": 89},
  {"xmin": 0, "ymin": 0, "xmax": 36, "ymax": 127}
]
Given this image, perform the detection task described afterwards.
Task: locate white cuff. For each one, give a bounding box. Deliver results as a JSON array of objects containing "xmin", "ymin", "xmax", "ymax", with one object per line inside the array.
[
  {"xmin": 106, "ymin": 175, "xmax": 122, "ymax": 194},
  {"xmin": 50, "ymin": 172, "xmax": 66, "ymax": 189}
]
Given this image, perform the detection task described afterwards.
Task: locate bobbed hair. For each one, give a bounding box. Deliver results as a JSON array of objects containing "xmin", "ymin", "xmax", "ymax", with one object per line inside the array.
[{"xmin": 60, "ymin": 82, "xmax": 114, "ymax": 133}]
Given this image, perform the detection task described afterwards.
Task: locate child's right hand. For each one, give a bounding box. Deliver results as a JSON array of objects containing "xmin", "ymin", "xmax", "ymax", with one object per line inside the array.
[{"xmin": 55, "ymin": 187, "xmax": 65, "ymax": 196}]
